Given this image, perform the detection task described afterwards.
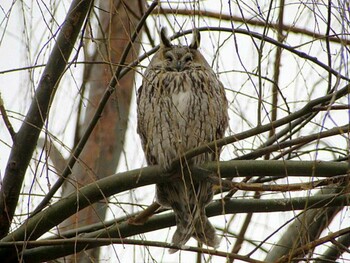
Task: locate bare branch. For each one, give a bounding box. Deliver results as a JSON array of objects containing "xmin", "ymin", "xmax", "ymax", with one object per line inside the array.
[
  {"xmin": 0, "ymin": 92, "xmax": 15, "ymax": 140},
  {"xmin": 0, "ymin": 160, "xmax": 348, "ymax": 247},
  {"xmin": 170, "ymin": 83, "xmax": 350, "ymax": 171},
  {"xmin": 31, "ymin": 0, "xmax": 159, "ymax": 216},
  {"xmin": 277, "ymin": 227, "xmax": 350, "ymax": 263},
  {"xmin": 0, "ymin": 0, "xmax": 94, "ymax": 239},
  {"xmin": 154, "ymin": 8, "xmax": 350, "ymax": 46},
  {"xmin": 17, "ymin": 191, "xmax": 350, "ymax": 261}
]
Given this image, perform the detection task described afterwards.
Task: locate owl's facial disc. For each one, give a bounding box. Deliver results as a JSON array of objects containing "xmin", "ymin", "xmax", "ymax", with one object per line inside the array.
[{"xmin": 163, "ymin": 49, "xmax": 194, "ymax": 72}]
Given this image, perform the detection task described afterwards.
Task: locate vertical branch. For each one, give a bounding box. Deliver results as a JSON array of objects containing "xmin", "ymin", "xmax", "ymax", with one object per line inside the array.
[
  {"xmin": 325, "ymin": 0, "xmax": 332, "ymax": 93},
  {"xmin": 229, "ymin": 192, "xmax": 260, "ymax": 262},
  {"xmin": 264, "ymin": 0, "xmax": 285, "ymax": 160},
  {"xmin": 0, "ymin": 0, "xmax": 93, "ymax": 239}
]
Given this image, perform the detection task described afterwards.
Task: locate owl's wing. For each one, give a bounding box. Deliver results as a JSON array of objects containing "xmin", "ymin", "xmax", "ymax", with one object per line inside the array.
[
  {"xmin": 216, "ymin": 81, "xmax": 229, "ymax": 139},
  {"xmin": 212, "ymin": 81, "xmax": 229, "ymax": 162},
  {"xmin": 136, "ymin": 84, "xmax": 147, "ymax": 153},
  {"xmin": 136, "ymin": 83, "xmax": 158, "ymax": 165}
]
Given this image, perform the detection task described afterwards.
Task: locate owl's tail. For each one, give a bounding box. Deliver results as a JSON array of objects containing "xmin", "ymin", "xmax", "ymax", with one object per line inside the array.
[
  {"xmin": 169, "ymin": 208, "xmax": 220, "ymax": 254},
  {"xmin": 168, "ymin": 211, "xmax": 194, "ymax": 254},
  {"xmin": 193, "ymin": 214, "xmax": 220, "ymax": 248}
]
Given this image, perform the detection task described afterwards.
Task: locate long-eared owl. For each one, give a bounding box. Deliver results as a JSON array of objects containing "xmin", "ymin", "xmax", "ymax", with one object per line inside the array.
[{"xmin": 137, "ymin": 28, "xmax": 228, "ymax": 253}]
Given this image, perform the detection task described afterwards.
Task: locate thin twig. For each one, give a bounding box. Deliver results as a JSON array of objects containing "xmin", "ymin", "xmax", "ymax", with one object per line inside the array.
[
  {"xmin": 215, "ymin": 174, "xmax": 350, "ymax": 192},
  {"xmin": 265, "ymin": 0, "xmax": 285, "ymax": 160},
  {"xmin": 325, "ymin": 0, "xmax": 332, "ymax": 93},
  {"xmin": 8, "ymin": 238, "xmax": 266, "ymax": 263},
  {"xmin": 276, "ymin": 227, "xmax": 350, "ymax": 263},
  {"xmin": 312, "ymin": 105, "xmax": 350, "ymax": 111},
  {"xmin": 0, "ymin": 93, "xmax": 15, "ymax": 140},
  {"xmin": 31, "ymin": 0, "xmax": 159, "ymax": 216},
  {"xmin": 154, "ymin": 8, "xmax": 350, "ymax": 46},
  {"xmin": 235, "ymin": 124, "xmax": 350, "ymax": 160}
]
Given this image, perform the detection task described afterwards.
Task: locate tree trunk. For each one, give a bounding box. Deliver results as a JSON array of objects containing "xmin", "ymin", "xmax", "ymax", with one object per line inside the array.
[{"xmin": 58, "ymin": 1, "xmax": 144, "ymax": 262}]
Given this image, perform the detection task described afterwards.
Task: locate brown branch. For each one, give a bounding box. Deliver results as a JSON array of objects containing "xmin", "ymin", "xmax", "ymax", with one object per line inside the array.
[
  {"xmin": 236, "ymin": 124, "xmax": 350, "ymax": 160},
  {"xmin": 3, "ymin": 238, "xmax": 266, "ymax": 263},
  {"xmin": 276, "ymin": 227, "xmax": 350, "ymax": 263},
  {"xmin": 0, "ymin": 0, "xmax": 94, "ymax": 239},
  {"xmin": 154, "ymin": 8, "xmax": 350, "ymax": 45},
  {"xmin": 31, "ymin": 0, "xmax": 159, "ymax": 216},
  {"xmin": 170, "ymin": 83, "xmax": 350, "ymax": 170},
  {"xmin": 127, "ymin": 202, "xmax": 160, "ymax": 225},
  {"xmin": 265, "ymin": 0, "xmax": 285, "ymax": 160},
  {"xmin": 230, "ymin": 192, "xmax": 260, "ymax": 259},
  {"xmin": 215, "ymin": 174, "xmax": 350, "ymax": 192},
  {"xmin": 0, "ymin": 93, "xmax": 15, "ymax": 140}
]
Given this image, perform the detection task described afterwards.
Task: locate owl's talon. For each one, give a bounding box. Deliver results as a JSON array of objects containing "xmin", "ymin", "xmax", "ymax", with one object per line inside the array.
[
  {"xmin": 190, "ymin": 165, "xmax": 214, "ymax": 178},
  {"xmin": 127, "ymin": 217, "xmax": 143, "ymax": 225},
  {"xmin": 127, "ymin": 202, "xmax": 160, "ymax": 225}
]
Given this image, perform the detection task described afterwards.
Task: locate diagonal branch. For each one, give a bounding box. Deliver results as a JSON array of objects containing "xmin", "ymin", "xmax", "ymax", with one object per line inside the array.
[
  {"xmin": 169, "ymin": 83, "xmax": 350, "ymax": 171},
  {"xmin": 0, "ymin": 0, "xmax": 94, "ymax": 239},
  {"xmin": 1, "ymin": 160, "xmax": 348, "ymax": 245},
  {"xmin": 0, "ymin": 93, "xmax": 15, "ymax": 140},
  {"xmin": 155, "ymin": 8, "xmax": 350, "ymax": 46},
  {"xmin": 276, "ymin": 227, "xmax": 350, "ymax": 263},
  {"xmin": 236, "ymin": 124, "xmax": 350, "ymax": 160},
  {"xmin": 31, "ymin": 0, "xmax": 159, "ymax": 216},
  {"xmin": 18, "ymin": 192, "xmax": 350, "ymax": 261},
  {"xmin": 316, "ymin": 233, "xmax": 350, "ymax": 262}
]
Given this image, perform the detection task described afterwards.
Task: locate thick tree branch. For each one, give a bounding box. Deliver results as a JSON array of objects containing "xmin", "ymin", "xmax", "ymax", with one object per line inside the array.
[
  {"xmin": 316, "ymin": 233, "xmax": 350, "ymax": 262},
  {"xmin": 0, "ymin": 0, "xmax": 93, "ymax": 238},
  {"xmin": 17, "ymin": 192, "xmax": 350, "ymax": 261},
  {"xmin": 32, "ymin": 0, "xmax": 159, "ymax": 216},
  {"xmin": 0, "ymin": 160, "xmax": 348, "ymax": 245},
  {"xmin": 18, "ymin": 238, "xmax": 266, "ymax": 263}
]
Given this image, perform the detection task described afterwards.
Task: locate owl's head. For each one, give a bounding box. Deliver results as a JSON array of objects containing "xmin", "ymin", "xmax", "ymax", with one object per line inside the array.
[{"xmin": 149, "ymin": 28, "xmax": 209, "ymax": 72}]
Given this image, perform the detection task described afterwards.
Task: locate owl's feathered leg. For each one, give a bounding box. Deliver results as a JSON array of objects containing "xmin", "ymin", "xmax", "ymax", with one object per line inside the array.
[
  {"xmin": 168, "ymin": 204, "xmax": 196, "ymax": 254},
  {"xmin": 193, "ymin": 212, "xmax": 220, "ymax": 249},
  {"xmin": 156, "ymin": 180, "xmax": 196, "ymax": 253},
  {"xmin": 158, "ymin": 174, "xmax": 220, "ymax": 253},
  {"xmin": 168, "ymin": 204, "xmax": 220, "ymax": 253}
]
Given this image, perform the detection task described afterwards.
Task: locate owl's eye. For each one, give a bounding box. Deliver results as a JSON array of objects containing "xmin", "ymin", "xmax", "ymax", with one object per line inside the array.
[
  {"xmin": 184, "ymin": 55, "xmax": 193, "ymax": 63},
  {"xmin": 165, "ymin": 54, "xmax": 173, "ymax": 62}
]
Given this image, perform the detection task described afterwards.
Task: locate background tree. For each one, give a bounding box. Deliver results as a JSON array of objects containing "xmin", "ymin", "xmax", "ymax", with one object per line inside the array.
[{"xmin": 0, "ymin": 0, "xmax": 349, "ymax": 262}]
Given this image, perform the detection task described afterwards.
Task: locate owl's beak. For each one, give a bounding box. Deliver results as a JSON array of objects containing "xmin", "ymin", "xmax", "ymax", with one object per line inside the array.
[{"xmin": 176, "ymin": 61, "xmax": 184, "ymax": 71}]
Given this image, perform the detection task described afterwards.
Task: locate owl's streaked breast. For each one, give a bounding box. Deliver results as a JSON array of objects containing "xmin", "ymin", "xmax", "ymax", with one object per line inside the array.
[{"xmin": 137, "ymin": 67, "xmax": 227, "ymax": 167}]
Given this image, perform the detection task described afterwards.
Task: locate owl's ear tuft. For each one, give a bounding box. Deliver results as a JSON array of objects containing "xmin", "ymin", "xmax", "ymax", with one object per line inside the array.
[
  {"xmin": 189, "ymin": 29, "xmax": 200, "ymax": 49},
  {"xmin": 160, "ymin": 27, "xmax": 172, "ymax": 48}
]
